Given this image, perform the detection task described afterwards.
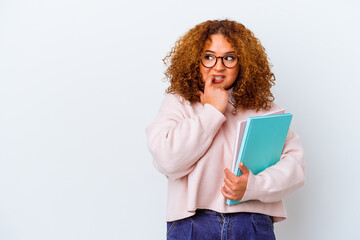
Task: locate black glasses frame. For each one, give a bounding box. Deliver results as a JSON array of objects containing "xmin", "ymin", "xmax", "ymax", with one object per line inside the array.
[{"xmin": 200, "ymin": 53, "xmax": 239, "ymax": 69}]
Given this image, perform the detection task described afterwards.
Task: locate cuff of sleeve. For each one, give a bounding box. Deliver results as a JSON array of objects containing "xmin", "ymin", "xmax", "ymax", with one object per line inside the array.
[
  {"xmin": 240, "ymin": 171, "xmax": 264, "ymax": 202},
  {"xmin": 200, "ymin": 104, "xmax": 226, "ymax": 136}
]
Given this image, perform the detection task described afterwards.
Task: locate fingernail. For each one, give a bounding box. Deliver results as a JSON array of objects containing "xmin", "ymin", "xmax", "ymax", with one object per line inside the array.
[{"xmin": 240, "ymin": 162, "xmax": 243, "ymax": 166}]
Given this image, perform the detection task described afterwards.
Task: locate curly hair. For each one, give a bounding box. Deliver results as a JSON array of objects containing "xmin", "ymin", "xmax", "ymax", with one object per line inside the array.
[{"xmin": 163, "ymin": 19, "xmax": 275, "ymax": 112}]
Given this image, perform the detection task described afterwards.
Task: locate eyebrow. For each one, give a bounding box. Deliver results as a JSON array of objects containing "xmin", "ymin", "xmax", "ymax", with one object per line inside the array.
[{"xmin": 205, "ymin": 50, "xmax": 236, "ymax": 54}]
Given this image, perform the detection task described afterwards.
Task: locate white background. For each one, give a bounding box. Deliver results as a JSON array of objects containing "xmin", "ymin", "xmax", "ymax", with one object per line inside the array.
[{"xmin": 1, "ymin": 0, "xmax": 359, "ymax": 239}]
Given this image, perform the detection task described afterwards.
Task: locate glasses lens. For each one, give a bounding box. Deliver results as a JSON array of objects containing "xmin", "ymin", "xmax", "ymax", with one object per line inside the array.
[
  {"xmin": 223, "ymin": 55, "xmax": 238, "ymax": 68},
  {"xmin": 201, "ymin": 54, "xmax": 216, "ymax": 68}
]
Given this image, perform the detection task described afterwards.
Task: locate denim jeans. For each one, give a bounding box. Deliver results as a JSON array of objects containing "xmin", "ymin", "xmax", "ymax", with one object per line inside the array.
[{"xmin": 167, "ymin": 209, "xmax": 275, "ymax": 240}]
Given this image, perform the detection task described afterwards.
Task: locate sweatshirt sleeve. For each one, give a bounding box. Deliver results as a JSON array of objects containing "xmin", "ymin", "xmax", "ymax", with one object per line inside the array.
[
  {"xmin": 146, "ymin": 94, "xmax": 226, "ymax": 180},
  {"xmin": 240, "ymin": 128, "xmax": 305, "ymax": 203}
]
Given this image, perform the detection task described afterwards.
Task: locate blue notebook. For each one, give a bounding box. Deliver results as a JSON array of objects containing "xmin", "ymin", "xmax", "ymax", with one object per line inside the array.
[{"xmin": 226, "ymin": 113, "xmax": 292, "ymax": 205}]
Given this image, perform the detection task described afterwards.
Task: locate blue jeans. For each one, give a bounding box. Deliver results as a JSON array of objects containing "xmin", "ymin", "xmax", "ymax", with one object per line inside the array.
[{"xmin": 167, "ymin": 209, "xmax": 275, "ymax": 240}]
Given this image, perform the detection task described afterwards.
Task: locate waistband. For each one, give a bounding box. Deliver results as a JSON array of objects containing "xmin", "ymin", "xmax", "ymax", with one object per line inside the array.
[{"xmin": 195, "ymin": 209, "xmax": 274, "ymax": 223}]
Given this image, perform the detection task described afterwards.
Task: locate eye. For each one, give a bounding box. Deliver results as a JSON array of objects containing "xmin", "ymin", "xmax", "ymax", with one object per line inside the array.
[
  {"xmin": 203, "ymin": 54, "xmax": 215, "ymax": 60},
  {"xmin": 224, "ymin": 55, "xmax": 236, "ymax": 61}
]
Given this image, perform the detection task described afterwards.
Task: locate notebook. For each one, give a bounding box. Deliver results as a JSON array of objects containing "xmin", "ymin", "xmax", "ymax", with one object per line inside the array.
[{"xmin": 227, "ymin": 110, "xmax": 292, "ymax": 205}]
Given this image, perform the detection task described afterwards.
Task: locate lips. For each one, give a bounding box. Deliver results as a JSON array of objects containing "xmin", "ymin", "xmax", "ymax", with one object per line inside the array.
[{"xmin": 213, "ymin": 75, "xmax": 225, "ymax": 83}]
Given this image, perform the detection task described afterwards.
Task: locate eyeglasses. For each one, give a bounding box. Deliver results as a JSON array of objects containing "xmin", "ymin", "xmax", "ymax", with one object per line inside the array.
[{"xmin": 200, "ymin": 53, "xmax": 239, "ymax": 69}]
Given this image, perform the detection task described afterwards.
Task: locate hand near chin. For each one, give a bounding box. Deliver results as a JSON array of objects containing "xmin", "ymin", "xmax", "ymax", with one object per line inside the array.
[{"xmin": 199, "ymin": 75, "xmax": 229, "ymax": 114}]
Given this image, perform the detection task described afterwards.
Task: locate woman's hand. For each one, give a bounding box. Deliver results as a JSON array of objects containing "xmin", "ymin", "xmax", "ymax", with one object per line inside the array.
[
  {"xmin": 221, "ymin": 162, "xmax": 250, "ymax": 201},
  {"xmin": 199, "ymin": 75, "xmax": 229, "ymax": 114}
]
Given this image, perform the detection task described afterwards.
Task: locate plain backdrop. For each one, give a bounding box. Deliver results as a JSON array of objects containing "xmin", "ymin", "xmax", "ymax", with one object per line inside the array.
[{"xmin": 1, "ymin": 0, "xmax": 360, "ymax": 239}]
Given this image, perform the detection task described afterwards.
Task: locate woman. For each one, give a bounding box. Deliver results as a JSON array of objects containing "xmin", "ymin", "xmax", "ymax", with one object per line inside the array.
[{"xmin": 146, "ymin": 19, "xmax": 305, "ymax": 240}]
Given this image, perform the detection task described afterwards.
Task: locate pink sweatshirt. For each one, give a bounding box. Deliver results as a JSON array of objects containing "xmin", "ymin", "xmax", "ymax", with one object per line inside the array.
[{"xmin": 146, "ymin": 94, "xmax": 305, "ymax": 222}]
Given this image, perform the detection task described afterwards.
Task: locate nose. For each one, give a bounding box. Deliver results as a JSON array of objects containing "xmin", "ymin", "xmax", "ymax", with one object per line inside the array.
[{"xmin": 214, "ymin": 57, "xmax": 226, "ymax": 71}]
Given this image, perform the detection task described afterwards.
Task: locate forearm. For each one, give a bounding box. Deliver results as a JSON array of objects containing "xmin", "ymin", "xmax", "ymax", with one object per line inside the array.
[
  {"xmin": 241, "ymin": 129, "xmax": 305, "ymax": 202},
  {"xmin": 146, "ymin": 95, "xmax": 226, "ymax": 180}
]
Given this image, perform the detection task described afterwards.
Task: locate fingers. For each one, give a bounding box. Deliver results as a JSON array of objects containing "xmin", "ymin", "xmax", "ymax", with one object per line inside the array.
[
  {"xmin": 221, "ymin": 184, "xmax": 243, "ymax": 201},
  {"xmin": 224, "ymin": 168, "xmax": 238, "ymax": 182},
  {"xmin": 201, "ymin": 74, "xmax": 228, "ymax": 113},
  {"xmin": 238, "ymin": 162, "xmax": 250, "ymax": 175},
  {"xmin": 221, "ymin": 186, "xmax": 237, "ymax": 200},
  {"xmin": 223, "ymin": 174, "xmax": 240, "ymax": 195},
  {"xmin": 222, "ymin": 167, "xmax": 248, "ymax": 201},
  {"xmin": 224, "ymin": 176, "xmax": 233, "ymax": 189},
  {"xmin": 204, "ymin": 74, "xmax": 213, "ymax": 89}
]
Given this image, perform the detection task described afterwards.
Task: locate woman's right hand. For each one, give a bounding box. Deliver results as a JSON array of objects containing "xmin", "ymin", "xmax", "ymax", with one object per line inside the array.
[{"xmin": 199, "ymin": 75, "xmax": 229, "ymax": 114}]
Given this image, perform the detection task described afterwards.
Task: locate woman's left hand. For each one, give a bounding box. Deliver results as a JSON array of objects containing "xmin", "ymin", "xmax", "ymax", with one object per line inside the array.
[{"xmin": 221, "ymin": 162, "xmax": 250, "ymax": 201}]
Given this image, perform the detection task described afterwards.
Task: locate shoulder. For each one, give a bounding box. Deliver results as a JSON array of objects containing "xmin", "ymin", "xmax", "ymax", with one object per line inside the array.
[
  {"xmin": 157, "ymin": 93, "xmax": 196, "ymax": 116},
  {"xmin": 161, "ymin": 93, "xmax": 192, "ymax": 108},
  {"xmin": 256, "ymin": 102, "xmax": 284, "ymax": 114},
  {"xmin": 267, "ymin": 102, "xmax": 283, "ymax": 112},
  {"xmin": 163, "ymin": 93, "xmax": 185, "ymax": 102},
  {"xmin": 238, "ymin": 102, "xmax": 284, "ymax": 116}
]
